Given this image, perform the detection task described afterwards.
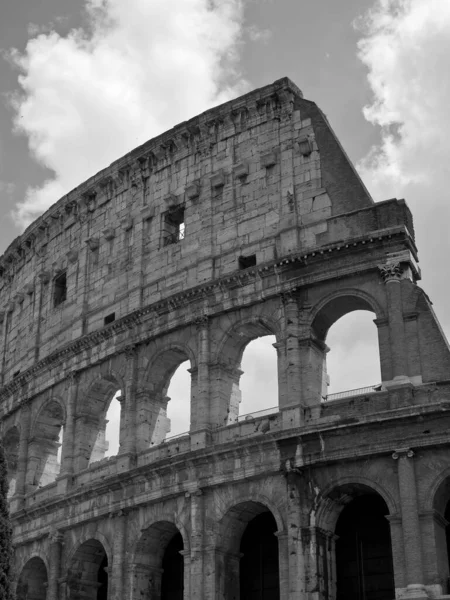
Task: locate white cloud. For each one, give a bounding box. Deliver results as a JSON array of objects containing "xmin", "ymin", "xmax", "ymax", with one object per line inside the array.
[
  {"xmin": 8, "ymin": 0, "xmax": 247, "ymax": 228},
  {"xmin": 355, "ymin": 0, "xmax": 450, "ymax": 332}
]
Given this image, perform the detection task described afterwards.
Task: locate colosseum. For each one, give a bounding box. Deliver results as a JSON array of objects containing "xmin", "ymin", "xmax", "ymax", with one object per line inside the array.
[{"xmin": 1, "ymin": 76, "xmax": 450, "ymax": 600}]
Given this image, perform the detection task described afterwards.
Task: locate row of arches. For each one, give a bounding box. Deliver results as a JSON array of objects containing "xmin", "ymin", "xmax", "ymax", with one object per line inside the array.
[
  {"xmin": 16, "ymin": 490, "xmax": 396, "ymax": 600},
  {"xmin": 4, "ymin": 298, "xmax": 382, "ymax": 496}
]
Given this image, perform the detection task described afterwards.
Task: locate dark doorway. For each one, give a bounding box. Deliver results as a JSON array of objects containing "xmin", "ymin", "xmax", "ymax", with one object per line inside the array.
[
  {"xmin": 161, "ymin": 532, "xmax": 184, "ymax": 600},
  {"xmin": 336, "ymin": 494, "xmax": 395, "ymax": 600},
  {"xmin": 240, "ymin": 511, "xmax": 280, "ymax": 600},
  {"xmin": 97, "ymin": 554, "xmax": 108, "ymax": 600}
]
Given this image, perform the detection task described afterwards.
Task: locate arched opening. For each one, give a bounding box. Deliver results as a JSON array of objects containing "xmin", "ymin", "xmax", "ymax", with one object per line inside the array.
[
  {"xmin": 16, "ymin": 556, "xmax": 48, "ymax": 600},
  {"xmin": 240, "ymin": 512, "xmax": 280, "ymax": 600},
  {"xmin": 103, "ymin": 391, "xmax": 122, "ymax": 458},
  {"xmin": 312, "ymin": 296, "xmax": 380, "ymax": 401},
  {"xmin": 335, "ymin": 493, "xmax": 394, "ymax": 600},
  {"xmin": 166, "ymin": 361, "xmax": 192, "ymax": 439},
  {"xmin": 133, "ymin": 521, "xmax": 184, "ymax": 599},
  {"xmin": 3, "ymin": 426, "xmax": 19, "ymax": 498},
  {"xmin": 88, "ymin": 386, "xmax": 122, "ymax": 465},
  {"xmin": 239, "ymin": 336, "xmax": 278, "ymax": 419},
  {"xmin": 27, "ymin": 400, "xmax": 64, "ymax": 488},
  {"xmin": 214, "ymin": 320, "xmax": 278, "ymax": 427},
  {"xmin": 219, "ymin": 501, "xmax": 280, "ymax": 600},
  {"xmin": 161, "ymin": 532, "xmax": 184, "ymax": 600},
  {"xmin": 67, "ymin": 539, "xmax": 108, "ymax": 599},
  {"xmin": 145, "ymin": 348, "xmax": 192, "ymax": 446},
  {"xmin": 431, "ymin": 476, "xmax": 450, "ymax": 591}
]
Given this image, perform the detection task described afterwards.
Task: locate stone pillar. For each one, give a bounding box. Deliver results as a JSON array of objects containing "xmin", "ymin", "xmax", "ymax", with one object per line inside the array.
[
  {"xmin": 191, "ymin": 316, "xmax": 210, "ymax": 449},
  {"xmin": 392, "ymin": 449, "xmax": 428, "ymax": 598},
  {"xmin": 281, "ymin": 292, "xmax": 302, "ymax": 410},
  {"xmin": 131, "ymin": 563, "xmax": 163, "ymax": 599},
  {"xmin": 285, "ymin": 473, "xmax": 306, "ymax": 599},
  {"xmin": 120, "ymin": 345, "xmax": 138, "ymax": 456},
  {"xmin": 215, "ymin": 548, "xmax": 241, "ymax": 600},
  {"xmin": 298, "ymin": 333, "xmax": 328, "ymax": 409},
  {"xmin": 275, "ymin": 531, "xmax": 290, "ymax": 599},
  {"xmin": 180, "ymin": 550, "xmax": 191, "ymax": 600},
  {"xmin": 190, "ymin": 490, "xmax": 204, "ymax": 600},
  {"xmin": 10, "ymin": 404, "xmax": 31, "ymax": 512},
  {"xmin": 110, "ymin": 511, "xmax": 126, "ymax": 600},
  {"xmin": 47, "ymin": 532, "xmax": 63, "ymax": 600},
  {"xmin": 379, "ymin": 263, "xmax": 409, "ymax": 383},
  {"xmin": 209, "ymin": 363, "xmax": 242, "ymax": 428},
  {"xmin": 59, "ymin": 372, "xmax": 78, "ymax": 488}
]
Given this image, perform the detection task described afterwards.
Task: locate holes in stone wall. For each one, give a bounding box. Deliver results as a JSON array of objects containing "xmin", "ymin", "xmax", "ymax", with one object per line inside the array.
[
  {"xmin": 325, "ymin": 310, "xmax": 380, "ymax": 397},
  {"xmin": 162, "ymin": 206, "xmax": 185, "ymax": 246},
  {"xmin": 104, "ymin": 312, "xmax": 116, "ymax": 326},
  {"xmin": 53, "ymin": 271, "xmax": 67, "ymax": 307},
  {"xmin": 239, "ymin": 254, "xmax": 256, "ymax": 270}
]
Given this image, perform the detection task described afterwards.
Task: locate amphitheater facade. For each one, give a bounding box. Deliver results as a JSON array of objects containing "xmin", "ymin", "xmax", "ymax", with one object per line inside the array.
[{"xmin": 2, "ymin": 77, "xmax": 450, "ymax": 600}]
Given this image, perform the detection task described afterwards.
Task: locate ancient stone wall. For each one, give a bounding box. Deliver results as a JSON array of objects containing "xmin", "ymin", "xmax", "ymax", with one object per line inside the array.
[{"xmin": 2, "ymin": 78, "xmax": 450, "ymax": 600}]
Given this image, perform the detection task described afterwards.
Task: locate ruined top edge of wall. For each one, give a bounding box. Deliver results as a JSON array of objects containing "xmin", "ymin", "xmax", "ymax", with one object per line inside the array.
[{"xmin": 0, "ymin": 76, "xmax": 303, "ymax": 263}]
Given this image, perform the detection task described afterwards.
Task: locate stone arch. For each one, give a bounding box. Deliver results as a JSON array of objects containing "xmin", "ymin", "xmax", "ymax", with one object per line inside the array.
[
  {"xmin": 26, "ymin": 398, "xmax": 65, "ymax": 488},
  {"xmin": 3, "ymin": 425, "xmax": 19, "ymax": 497},
  {"xmin": 213, "ymin": 315, "xmax": 281, "ymax": 367},
  {"xmin": 131, "ymin": 519, "xmax": 186, "ymax": 600},
  {"xmin": 16, "ymin": 555, "xmax": 48, "ymax": 600},
  {"xmin": 65, "ymin": 529, "xmax": 112, "ymax": 567},
  {"xmin": 425, "ymin": 468, "xmax": 450, "ymax": 514},
  {"xmin": 75, "ymin": 372, "xmax": 124, "ymax": 470},
  {"xmin": 215, "ymin": 491, "xmax": 285, "ymax": 542},
  {"xmin": 144, "ymin": 342, "xmax": 196, "ymax": 397},
  {"xmin": 140, "ymin": 342, "xmax": 196, "ymax": 445},
  {"xmin": 217, "ymin": 499, "xmax": 282, "ymax": 600},
  {"xmin": 212, "ymin": 315, "xmax": 281, "ymax": 426},
  {"xmin": 66, "ymin": 537, "xmax": 110, "ymax": 600},
  {"xmin": 315, "ymin": 477, "xmax": 397, "ymax": 532},
  {"xmin": 427, "ymin": 469, "xmax": 450, "ymax": 591},
  {"xmin": 311, "ymin": 288, "xmax": 383, "ymax": 342}
]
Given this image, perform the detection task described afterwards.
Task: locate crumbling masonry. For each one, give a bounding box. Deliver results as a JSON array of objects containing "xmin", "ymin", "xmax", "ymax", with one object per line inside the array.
[{"xmin": 2, "ymin": 77, "xmax": 450, "ymax": 599}]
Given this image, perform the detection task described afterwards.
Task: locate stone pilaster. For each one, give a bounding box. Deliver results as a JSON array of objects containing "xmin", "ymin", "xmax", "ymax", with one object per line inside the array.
[
  {"xmin": 191, "ymin": 316, "xmax": 211, "ymax": 449},
  {"xmin": 189, "ymin": 490, "xmax": 204, "ymax": 600},
  {"xmin": 47, "ymin": 531, "xmax": 63, "ymax": 600},
  {"xmin": 392, "ymin": 448, "xmax": 428, "ymax": 598},
  {"xmin": 110, "ymin": 511, "xmax": 126, "ymax": 600},
  {"xmin": 379, "ymin": 263, "xmax": 410, "ymax": 385},
  {"xmin": 281, "ymin": 292, "xmax": 302, "ymax": 410},
  {"xmin": 120, "ymin": 344, "xmax": 138, "ymax": 456},
  {"xmin": 10, "ymin": 404, "xmax": 31, "ymax": 512},
  {"xmin": 58, "ymin": 372, "xmax": 79, "ymax": 491}
]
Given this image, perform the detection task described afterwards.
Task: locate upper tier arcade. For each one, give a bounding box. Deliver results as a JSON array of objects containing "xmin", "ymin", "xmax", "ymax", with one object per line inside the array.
[{"xmin": 0, "ymin": 77, "xmax": 417, "ymax": 391}]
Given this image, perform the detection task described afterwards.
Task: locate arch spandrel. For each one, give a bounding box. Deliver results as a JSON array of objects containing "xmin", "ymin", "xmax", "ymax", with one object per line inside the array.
[{"xmin": 143, "ymin": 341, "xmax": 196, "ymax": 396}]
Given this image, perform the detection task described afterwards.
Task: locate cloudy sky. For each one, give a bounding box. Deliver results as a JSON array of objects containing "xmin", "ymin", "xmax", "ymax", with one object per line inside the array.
[{"xmin": 1, "ymin": 0, "xmax": 449, "ymax": 443}]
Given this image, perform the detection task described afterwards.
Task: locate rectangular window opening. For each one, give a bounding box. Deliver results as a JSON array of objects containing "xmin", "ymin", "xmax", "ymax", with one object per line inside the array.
[
  {"xmin": 53, "ymin": 272, "xmax": 67, "ymax": 307},
  {"xmin": 13, "ymin": 370, "xmax": 20, "ymax": 379},
  {"xmin": 239, "ymin": 254, "xmax": 257, "ymax": 270},
  {"xmin": 104, "ymin": 312, "xmax": 116, "ymax": 326},
  {"xmin": 163, "ymin": 206, "xmax": 185, "ymax": 246}
]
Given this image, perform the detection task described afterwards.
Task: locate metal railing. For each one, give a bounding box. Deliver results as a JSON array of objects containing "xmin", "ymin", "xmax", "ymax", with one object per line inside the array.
[{"xmin": 325, "ymin": 384, "xmax": 382, "ymax": 402}]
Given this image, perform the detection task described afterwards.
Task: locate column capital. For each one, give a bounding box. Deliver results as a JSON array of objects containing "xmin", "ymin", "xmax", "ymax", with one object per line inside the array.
[
  {"xmin": 194, "ymin": 315, "xmax": 209, "ymax": 329},
  {"xmin": 392, "ymin": 448, "xmax": 414, "ymax": 460},
  {"xmin": 66, "ymin": 371, "xmax": 81, "ymax": 386},
  {"xmin": 379, "ymin": 262, "xmax": 403, "ymax": 283},
  {"xmin": 48, "ymin": 529, "xmax": 64, "ymax": 544}
]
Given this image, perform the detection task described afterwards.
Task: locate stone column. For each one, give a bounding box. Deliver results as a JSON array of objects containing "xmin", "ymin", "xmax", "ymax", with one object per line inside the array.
[
  {"xmin": 191, "ymin": 316, "xmax": 210, "ymax": 449},
  {"xmin": 379, "ymin": 263, "xmax": 409, "ymax": 383},
  {"xmin": 10, "ymin": 404, "xmax": 31, "ymax": 512},
  {"xmin": 285, "ymin": 473, "xmax": 306, "ymax": 599},
  {"xmin": 281, "ymin": 292, "xmax": 302, "ymax": 410},
  {"xmin": 214, "ymin": 548, "xmax": 242, "ymax": 600},
  {"xmin": 47, "ymin": 532, "xmax": 63, "ymax": 600},
  {"xmin": 189, "ymin": 490, "xmax": 204, "ymax": 600},
  {"xmin": 120, "ymin": 345, "xmax": 138, "ymax": 457},
  {"xmin": 59, "ymin": 372, "xmax": 78, "ymax": 490},
  {"xmin": 180, "ymin": 550, "xmax": 191, "ymax": 600},
  {"xmin": 110, "ymin": 511, "xmax": 127, "ymax": 600},
  {"xmin": 275, "ymin": 531, "xmax": 290, "ymax": 599},
  {"xmin": 392, "ymin": 449, "xmax": 427, "ymax": 598}
]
